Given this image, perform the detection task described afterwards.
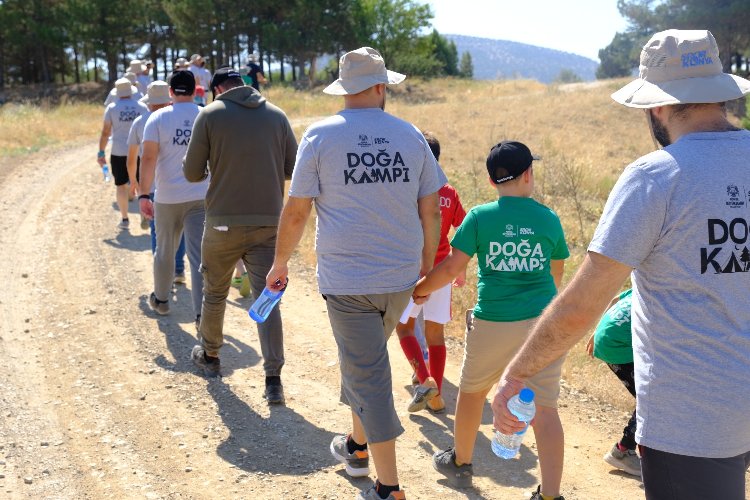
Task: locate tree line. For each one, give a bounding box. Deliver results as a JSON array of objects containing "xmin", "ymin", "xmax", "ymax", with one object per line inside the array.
[
  {"xmin": 0, "ymin": 0, "xmax": 474, "ymax": 88},
  {"xmin": 597, "ymin": 0, "xmax": 750, "ymax": 79}
]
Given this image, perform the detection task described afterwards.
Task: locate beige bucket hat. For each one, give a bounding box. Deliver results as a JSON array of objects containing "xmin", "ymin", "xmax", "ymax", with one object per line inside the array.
[
  {"xmin": 115, "ymin": 78, "xmax": 133, "ymax": 97},
  {"xmin": 323, "ymin": 47, "xmax": 405, "ymax": 95},
  {"xmin": 612, "ymin": 29, "xmax": 750, "ymax": 108},
  {"xmin": 129, "ymin": 60, "xmax": 147, "ymax": 74},
  {"xmin": 139, "ymin": 80, "xmax": 171, "ymax": 105}
]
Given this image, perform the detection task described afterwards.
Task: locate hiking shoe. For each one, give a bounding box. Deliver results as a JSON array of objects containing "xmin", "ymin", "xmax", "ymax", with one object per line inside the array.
[
  {"xmin": 239, "ymin": 272, "xmax": 251, "ymax": 298},
  {"xmin": 604, "ymin": 444, "xmax": 642, "ymax": 477},
  {"xmin": 148, "ymin": 292, "xmax": 169, "ymax": 315},
  {"xmin": 356, "ymin": 484, "xmax": 406, "ymax": 499},
  {"xmin": 330, "ymin": 434, "xmax": 370, "ymax": 478},
  {"xmin": 173, "ymin": 272, "xmax": 186, "ymax": 285},
  {"xmin": 530, "ymin": 485, "xmax": 565, "ymax": 500},
  {"xmin": 408, "ymin": 377, "xmax": 439, "ymax": 413},
  {"xmin": 139, "ymin": 215, "xmax": 150, "ymax": 230},
  {"xmin": 117, "ymin": 218, "xmax": 130, "ymax": 230},
  {"xmin": 190, "ymin": 345, "xmax": 221, "ymax": 378},
  {"xmin": 432, "ymin": 447, "xmax": 473, "ymax": 488},
  {"xmin": 264, "ymin": 380, "xmax": 285, "ymax": 404},
  {"xmin": 427, "ymin": 394, "xmax": 446, "ymax": 414}
]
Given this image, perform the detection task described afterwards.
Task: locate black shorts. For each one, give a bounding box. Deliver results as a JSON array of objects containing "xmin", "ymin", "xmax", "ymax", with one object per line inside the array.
[
  {"xmin": 641, "ymin": 446, "xmax": 750, "ymax": 499},
  {"xmin": 110, "ymin": 154, "xmax": 129, "ymax": 186}
]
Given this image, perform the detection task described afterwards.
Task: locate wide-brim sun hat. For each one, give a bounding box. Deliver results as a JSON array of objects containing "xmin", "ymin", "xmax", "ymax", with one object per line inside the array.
[
  {"xmin": 140, "ymin": 80, "xmax": 170, "ymax": 105},
  {"xmin": 115, "ymin": 77, "xmax": 133, "ymax": 97},
  {"xmin": 612, "ymin": 29, "xmax": 750, "ymax": 108},
  {"xmin": 129, "ymin": 60, "xmax": 147, "ymax": 74},
  {"xmin": 323, "ymin": 47, "xmax": 405, "ymax": 96}
]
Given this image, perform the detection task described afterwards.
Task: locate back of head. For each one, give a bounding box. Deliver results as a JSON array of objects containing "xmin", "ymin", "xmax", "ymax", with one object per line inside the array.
[
  {"xmin": 323, "ymin": 47, "xmax": 405, "ymax": 96},
  {"xmin": 210, "ymin": 66, "xmax": 244, "ymax": 97},
  {"xmin": 486, "ymin": 141, "xmax": 539, "ymax": 186},
  {"xmin": 421, "ymin": 131, "xmax": 440, "ymax": 161},
  {"xmin": 169, "ymin": 70, "xmax": 196, "ymax": 97}
]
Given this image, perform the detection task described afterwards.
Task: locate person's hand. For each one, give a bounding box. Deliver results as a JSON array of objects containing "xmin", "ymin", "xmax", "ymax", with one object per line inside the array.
[
  {"xmin": 492, "ymin": 375, "xmax": 528, "ymax": 435},
  {"xmin": 139, "ymin": 198, "xmax": 154, "ymax": 220},
  {"xmin": 412, "ymin": 292, "xmax": 430, "ymax": 305},
  {"xmin": 585, "ymin": 335, "xmax": 594, "ymax": 358},
  {"xmin": 266, "ymin": 262, "xmax": 288, "ymax": 291},
  {"xmin": 453, "ymin": 271, "xmax": 466, "ymax": 288},
  {"xmin": 97, "ymin": 156, "xmax": 106, "ymax": 166}
]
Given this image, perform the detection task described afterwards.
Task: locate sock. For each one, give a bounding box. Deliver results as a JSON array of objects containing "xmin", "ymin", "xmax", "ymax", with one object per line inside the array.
[
  {"xmin": 375, "ymin": 480, "xmax": 400, "ymax": 499},
  {"xmin": 346, "ymin": 434, "xmax": 367, "ymax": 454},
  {"xmin": 427, "ymin": 344, "xmax": 446, "ymax": 393},
  {"xmin": 400, "ymin": 336, "xmax": 429, "ymax": 383},
  {"xmin": 265, "ymin": 376, "xmax": 281, "ymax": 386},
  {"xmin": 540, "ymin": 494, "xmax": 558, "ymax": 500}
]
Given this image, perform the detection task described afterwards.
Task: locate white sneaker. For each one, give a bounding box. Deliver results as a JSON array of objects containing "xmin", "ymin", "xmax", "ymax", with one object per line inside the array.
[{"xmin": 604, "ymin": 444, "xmax": 641, "ymax": 477}]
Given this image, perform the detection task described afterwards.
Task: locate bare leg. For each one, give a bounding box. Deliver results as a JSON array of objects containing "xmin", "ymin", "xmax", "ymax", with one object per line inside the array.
[
  {"xmin": 351, "ymin": 410, "xmax": 399, "ymax": 485},
  {"xmin": 453, "ymin": 387, "xmax": 491, "ymax": 464},
  {"xmin": 532, "ymin": 405, "xmax": 564, "ymax": 498},
  {"xmin": 116, "ymin": 184, "xmax": 129, "ymax": 219}
]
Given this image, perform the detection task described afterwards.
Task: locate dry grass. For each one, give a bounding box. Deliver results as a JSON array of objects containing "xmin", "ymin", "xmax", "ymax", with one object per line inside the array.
[
  {"xmin": 1, "ymin": 78, "xmax": 654, "ymax": 410},
  {"xmin": 0, "ymin": 101, "xmax": 103, "ymax": 156}
]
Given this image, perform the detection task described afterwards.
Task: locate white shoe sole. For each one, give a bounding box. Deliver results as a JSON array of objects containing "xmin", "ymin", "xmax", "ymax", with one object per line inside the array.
[
  {"xmin": 329, "ymin": 441, "xmax": 370, "ymax": 477},
  {"xmin": 604, "ymin": 451, "xmax": 642, "ymax": 477}
]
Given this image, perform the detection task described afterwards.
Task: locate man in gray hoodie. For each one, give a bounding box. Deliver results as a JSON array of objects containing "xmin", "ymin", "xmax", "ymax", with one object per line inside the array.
[{"xmin": 183, "ymin": 66, "xmax": 297, "ymax": 404}]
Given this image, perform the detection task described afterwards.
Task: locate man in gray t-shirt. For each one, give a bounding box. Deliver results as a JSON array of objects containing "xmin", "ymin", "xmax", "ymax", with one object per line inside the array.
[
  {"xmin": 493, "ymin": 30, "xmax": 750, "ymax": 500},
  {"xmin": 266, "ymin": 47, "xmax": 444, "ymax": 500}
]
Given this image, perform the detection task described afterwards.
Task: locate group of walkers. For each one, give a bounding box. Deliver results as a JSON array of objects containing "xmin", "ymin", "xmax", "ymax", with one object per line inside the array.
[{"xmin": 94, "ymin": 28, "xmax": 750, "ymax": 500}]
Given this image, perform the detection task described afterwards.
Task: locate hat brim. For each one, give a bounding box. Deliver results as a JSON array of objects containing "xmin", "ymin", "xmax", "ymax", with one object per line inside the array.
[
  {"xmin": 612, "ymin": 73, "xmax": 750, "ymax": 108},
  {"xmin": 323, "ymin": 70, "xmax": 406, "ymax": 95},
  {"xmin": 140, "ymin": 95, "xmax": 170, "ymax": 105}
]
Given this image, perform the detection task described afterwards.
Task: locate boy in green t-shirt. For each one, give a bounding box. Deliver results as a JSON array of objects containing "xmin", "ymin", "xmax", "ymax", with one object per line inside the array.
[
  {"xmin": 585, "ymin": 289, "xmax": 641, "ymax": 477},
  {"xmin": 413, "ymin": 141, "xmax": 569, "ymax": 500}
]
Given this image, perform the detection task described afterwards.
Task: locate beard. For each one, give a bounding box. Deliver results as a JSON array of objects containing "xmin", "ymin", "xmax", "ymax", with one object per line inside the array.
[{"xmin": 648, "ymin": 110, "xmax": 671, "ymax": 148}]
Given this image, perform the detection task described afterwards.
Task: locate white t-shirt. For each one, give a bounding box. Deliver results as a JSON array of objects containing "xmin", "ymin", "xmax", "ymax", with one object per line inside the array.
[
  {"xmin": 127, "ymin": 110, "xmax": 151, "ymax": 157},
  {"xmin": 136, "ymin": 74, "xmax": 151, "ymax": 95},
  {"xmin": 187, "ymin": 64, "xmax": 211, "ymax": 90},
  {"xmin": 143, "ymin": 102, "xmax": 208, "ymax": 204},
  {"xmin": 103, "ymin": 98, "xmax": 147, "ymax": 156}
]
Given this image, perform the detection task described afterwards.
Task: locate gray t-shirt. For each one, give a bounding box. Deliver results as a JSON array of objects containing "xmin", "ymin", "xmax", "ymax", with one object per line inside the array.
[
  {"xmin": 143, "ymin": 102, "xmax": 208, "ymax": 204},
  {"xmin": 589, "ymin": 130, "xmax": 750, "ymax": 458},
  {"xmin": 103, "ymin": 98, "xmax": 147, "ymax": 156},
  {"xmin": 289, "ymin": 108, "xmax": 447, "ymax": 295},
  {"xmin": 127, "ymin": 110, "xmax": 151, "ymax": 157}
]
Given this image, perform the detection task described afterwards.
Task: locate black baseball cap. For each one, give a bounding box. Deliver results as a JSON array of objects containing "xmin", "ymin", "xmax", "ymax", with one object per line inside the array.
[
  {"xmin": 169, "ymin": 70, "xmax": 196, "ymax": 95},
  {"xmin": 486, "ymin": 141, "xmax": 540, "ymax": 184},
  {"xmin": 210, "ymin": 66, "xmax": 242, "ymax": 95}
]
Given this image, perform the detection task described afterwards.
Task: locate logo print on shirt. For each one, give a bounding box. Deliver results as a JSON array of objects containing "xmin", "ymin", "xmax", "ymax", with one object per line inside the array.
[
  {"xmin": 503, "ymin": 224, "xmax": 516, "ymax": 238},
  {"xmin": 119, "ymin": 109, "xmax": 139, "ymax": 122},
  {"xmin": 357, "ymin": 135, "xmax": 371, "ymax": 147},
  {"xmin": 726, "ymin": 184, "xmax": 745, "ymax": 208},
  {"xmin": 486, "ymin": 240, "xmax": 547, "ymax": 272},
  {"xmin": 173, "ymin": 126, "xmax": 192, "ymax": 146},
  {"xmin": 701, "ymin": 218, "xmax": 749, "ymax": 274},
  {"xmin": 345, "ymin": 150, "xmax": 410, "ymax": 185}
]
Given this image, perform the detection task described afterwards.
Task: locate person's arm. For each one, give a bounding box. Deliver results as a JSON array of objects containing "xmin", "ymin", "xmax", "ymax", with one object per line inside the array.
[
  {"xmin": 550, "ymin": 259, "xmax": 565, "ymax": 290},
  {"xmin": 492, "ymin": 251, "xmax": 632, "ymax": 433},
  {"xmin": 265, "ymin": 196, "xmax": 314, "ymax": 291},
  {"xmin": 282, "ymin": 119, "xmax": 297, "ymax": 179},
  {"xmin": 97, "ymin": 121, "xmax": 112, "ymax": 165},
  {"xmin": 418, "ymin": 191, "xmax": 441, "ymax": 276},
  {"xmin": 138, "ymin": 140, "xmax": 159, "ymax": 219},
  {"xmin": 257, "ymin": 71, "xmax": 267, "ymax": 85},
  {"xmin": 126, "ymin": 144, "xmax": 140, "ymax": 196},
  {"xmin": 183, "ymin": 111, "xmax": 209, "ymax": 182},
  {"xmin": 414, "ymin": 248, "xmax": 471, "ymax": 299}
]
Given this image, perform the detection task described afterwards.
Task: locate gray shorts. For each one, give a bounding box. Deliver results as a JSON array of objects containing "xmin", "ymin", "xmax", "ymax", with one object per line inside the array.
[{"xmin": 324, "ymin": 289, "xmax": 413, "ymax": 444}]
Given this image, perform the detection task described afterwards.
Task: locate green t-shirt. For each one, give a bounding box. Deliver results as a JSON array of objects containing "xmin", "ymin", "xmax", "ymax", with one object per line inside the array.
[
  {"xmin": 593, "ymin": 289, "xmax": 633, "ymax": 365},
  {"xmin": 451, "ymin": 196, "xmax": 569, "ymax": 322}
]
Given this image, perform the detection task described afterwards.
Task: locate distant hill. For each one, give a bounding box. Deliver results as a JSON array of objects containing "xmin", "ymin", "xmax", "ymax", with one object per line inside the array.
[{"xmin": 447, "ymin": 34, "xmax": 598, "ymax": 83}]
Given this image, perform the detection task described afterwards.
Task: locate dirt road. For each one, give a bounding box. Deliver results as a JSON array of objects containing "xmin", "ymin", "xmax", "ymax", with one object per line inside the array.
[{"xmin": 0, "ymin": 142, "xmax": 655, "ymax": 499}]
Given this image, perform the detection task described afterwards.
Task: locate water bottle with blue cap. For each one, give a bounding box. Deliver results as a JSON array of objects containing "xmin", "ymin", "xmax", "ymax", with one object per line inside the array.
[{"xmin": 491, "ymin": 387, "xmax": 536, "ymax": 459}]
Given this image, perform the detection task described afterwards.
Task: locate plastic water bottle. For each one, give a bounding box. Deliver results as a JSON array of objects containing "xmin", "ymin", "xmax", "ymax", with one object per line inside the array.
[
  {"xmin": 491, "ymin": 388, "xmax": 536, "ymax": 459},
  {"xmin": 248, "ymin": 280, "xmax": 287, "ymax": 323},
  {"xmin": 102, "ymin": 164, "xmax": 111, "ymax": 182}
]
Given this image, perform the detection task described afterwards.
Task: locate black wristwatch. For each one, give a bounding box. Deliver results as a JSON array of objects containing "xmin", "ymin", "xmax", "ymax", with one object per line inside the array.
[{"xmin": 138, "ymin": 194, "xmax": 151, "ymax": 201}]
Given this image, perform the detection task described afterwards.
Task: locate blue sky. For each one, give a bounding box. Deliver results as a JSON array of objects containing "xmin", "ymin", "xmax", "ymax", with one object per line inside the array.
[{"xmin": 427, "ymin": 0, "xmax": 630, "ymax": 61}]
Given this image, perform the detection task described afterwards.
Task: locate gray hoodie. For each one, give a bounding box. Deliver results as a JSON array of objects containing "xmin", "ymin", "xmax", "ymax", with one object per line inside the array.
[{"xmin": 183, "ymin": 85, "xmax": 297, "ymax": 226}]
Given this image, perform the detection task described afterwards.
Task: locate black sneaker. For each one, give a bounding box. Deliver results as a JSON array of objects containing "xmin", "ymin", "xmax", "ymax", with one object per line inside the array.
[
  {"xmin": 432, "ymin": 447, "xmax": 473, "ymax": 488},
  {"xmin": 263, "ymin": 379, "xmax": 285, "ymax": 404},
  {"xmin": 190, "ymin": 345, "xmax": 220, "ymax": 378},
  {"xmin": 530, "ymin": 485, "xmax": 564, "ymax": 500}
]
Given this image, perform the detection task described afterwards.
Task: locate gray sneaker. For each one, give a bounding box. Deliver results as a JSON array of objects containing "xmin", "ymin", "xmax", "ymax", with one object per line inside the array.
[
  {"xmin": 329, "ymin": 434, "xmax": 370, "ymax": 477},
  {"xmin": 432, "ymin": 447, "xmax": 473, "ymax": 488},
  {"xmin": 148, "ymin": 292, "xmax": 169, "ymax": 315},
  {"xmin": 356, "ymin": 484, "xmax": 406, "ymax": 499},
  {"xmin": 604, "ymin": 444, "xmax": 642, "ymax": 477},
  {"xmin": 117, "ymin": 218, "xmax": 130, "ymax": 230},
  {"xmin": 407, "ymin": 378, "xmax": 439, "ymax": 413},
  {"xmin": 190, "ymin": 345, "xmax": 221, "ymax": 378}
]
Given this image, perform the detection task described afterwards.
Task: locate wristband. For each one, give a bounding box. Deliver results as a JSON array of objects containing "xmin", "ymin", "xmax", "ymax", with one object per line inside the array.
[
  {"xmin": 138, "ymin": 194, "xmax": 152, "ymax": 201},
  {"xmin": 97, "ymin": 150, "xmax": 105, "ymax": 158}
]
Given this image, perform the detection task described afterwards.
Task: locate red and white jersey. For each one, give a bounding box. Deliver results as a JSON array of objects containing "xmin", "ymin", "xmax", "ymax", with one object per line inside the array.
[{"xmin": 435, "ymin": 183, "xmax": 466, "ymax": 264}]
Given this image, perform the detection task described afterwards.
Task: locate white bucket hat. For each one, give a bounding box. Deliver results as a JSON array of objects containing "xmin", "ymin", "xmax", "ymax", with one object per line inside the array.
[
  {"xmin": 612, "ymin": 29, "xmax": 750, "ymax": 108},
  {"xmin": 129, "ymin": 60, "xmax": 147, "ymax": 74},
  {"xmin": 139, "ymin": 80, "xmax": 171, "ymax": 105},
  {"xmin": 115, "ymin": 78, "xmax": 133, "ymax": 97},
  {"xmin": 323, "ymin": 47, "xmax": 405, "ymax": 96}
]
